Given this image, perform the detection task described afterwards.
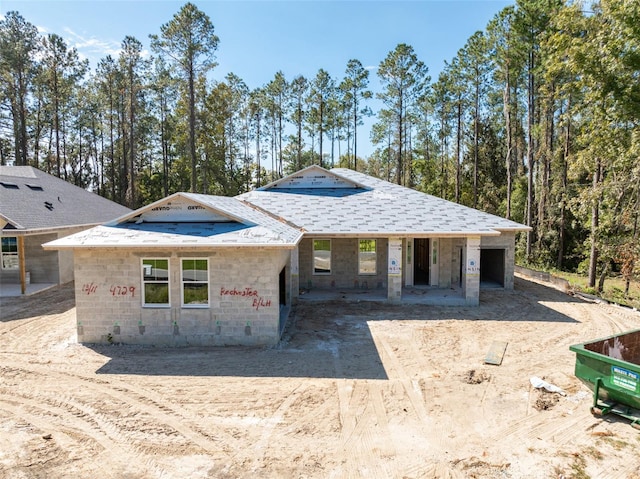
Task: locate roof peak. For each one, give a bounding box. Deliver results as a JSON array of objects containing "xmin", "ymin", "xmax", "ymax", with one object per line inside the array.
[{"xmin": 258, "ymin": 165, "xmax": 366, "ymax": 190}]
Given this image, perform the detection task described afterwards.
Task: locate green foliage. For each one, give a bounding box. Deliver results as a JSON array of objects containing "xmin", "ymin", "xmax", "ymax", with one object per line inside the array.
[{"xmin": 0, "ymin": 1, "xmax": 638, "ymax": 300}]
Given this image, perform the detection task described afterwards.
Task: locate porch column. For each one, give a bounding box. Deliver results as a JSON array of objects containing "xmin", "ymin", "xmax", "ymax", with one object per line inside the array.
[
  {"xmin": 290, "ymin": 246, "xmax": 299, "ymax": 303},
  {"xmin": 387, "ymin": 237, "xmax": 402, "ymax": 303},
  {"xmin": 18, "ymin": 236, "xmax": 26, "ymax": 295},
  {"xmin": 463, "ymin": 236, "xmax": 481, "ymax": 305}
]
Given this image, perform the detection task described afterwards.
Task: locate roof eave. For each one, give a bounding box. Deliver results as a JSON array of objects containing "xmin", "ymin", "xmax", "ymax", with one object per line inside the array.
[
  {"xmin": 1, "ymin": 223, "xmax": 102, "ymax": 236},
  {"xmin": 299, "ymin": 230, "xmax": 503, "ymax": 238},
  {"xmin": 43, "ymin": 242, "xmax": 300, "ymax": 251}
]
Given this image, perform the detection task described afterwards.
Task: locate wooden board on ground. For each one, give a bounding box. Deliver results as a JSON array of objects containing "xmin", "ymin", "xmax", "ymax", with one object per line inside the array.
[{"xmin": 485, "ymin": 341, "xmax": 508, "ymax": 365}]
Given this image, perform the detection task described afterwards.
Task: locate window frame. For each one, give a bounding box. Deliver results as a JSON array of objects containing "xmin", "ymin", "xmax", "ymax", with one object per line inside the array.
[
  {"xmin": 180, "ymin": 258, "xmax": 209, "ymax": 308},
  {"xmin": 358, "ymin": 239, "xmax": 377, "ymax": 275},
  {"xmin": 1, "ymin": 237, "xmax": 19, "ymax": 270},
  {"xmin": 141, "ymin": 258, "xmax": 171, "ymax": 308},
  {"xmin": 313, "ymin": 239, "xmax": 332, "ymax": 275}
]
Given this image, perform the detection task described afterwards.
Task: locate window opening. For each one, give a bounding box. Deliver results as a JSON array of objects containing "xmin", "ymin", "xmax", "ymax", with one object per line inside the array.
[
  {"xmin": 181, "ymin": 258, "xmax": 209, "ymax": 307},
  {"xmin": 358, "ymin": 239, "xmax": 377, "ymax": 275},
  {"xmin": 142, "ymin": 258, "xmax": 170, "ymax": 306},
  {"xmin": 1, "ymin": 237, "xmax": 18, "ymax": 270},
  {"xmin": 313, "ymin": 239, "xmax": 331, "ymax": 274}
]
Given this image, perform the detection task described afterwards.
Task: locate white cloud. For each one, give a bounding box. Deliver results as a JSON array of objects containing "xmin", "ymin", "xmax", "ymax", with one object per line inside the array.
[{"xmin": 62, "ymin": 27, "xmax": 121, "ymax": 61}]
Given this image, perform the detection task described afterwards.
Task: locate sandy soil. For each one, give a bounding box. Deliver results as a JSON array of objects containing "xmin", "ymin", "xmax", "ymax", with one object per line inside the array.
[{"xmin": 1, "ymin": 276, "xmax": 639, "ymax": 479}]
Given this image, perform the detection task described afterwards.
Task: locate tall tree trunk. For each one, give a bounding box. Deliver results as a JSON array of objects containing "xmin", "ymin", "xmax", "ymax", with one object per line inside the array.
[
  {"xmin": 353, "ymin": 99, "xmax": 358, "ymax": 171},
  {"xmin": 455, "ymin": 99, "xmax": 462, "ymax": 203},
  {"xmin": 525, "ymin": 49, "xmax": 535, "ymax": 260},
  {"xmin": 557, "ymin": 95, "xmax": 571, "ymax": 269},
  {"xmin": 189, "ymin": 65, "xmax": 197, "ymax": 192},
  {"xmin": 319, "ymin": 101, "xmax": 324, "ymax": 169},
  {"xmin": 129, "ymin": 79, "xmax": 136, "ymax": 207},
  {"xmin": 588, "ymin": 158, "xmax": 602, "ymax": 288},
  {"xmin": 396, "ymin": 94, "xmax": 403, "ymax": 185},
  {"xmin": 54, "ymin": 73, "xmax": 61, "ymax": 177},
  {"xmin": 473, "ymin": 74, "xmax": 479, "ymax": 209},
  {"xmin": 504, "ymin": 80, "xmax": 513, "ymax": 220},
  {"xmin": 160, "ymin": 94, "xmax": 168, "ymax": 197}
]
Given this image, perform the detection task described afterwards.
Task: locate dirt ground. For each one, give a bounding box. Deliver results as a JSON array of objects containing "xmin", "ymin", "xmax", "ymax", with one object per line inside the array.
[{"xmin": 1, "ymin": 276, "xmax": 639, "ymax": 479}]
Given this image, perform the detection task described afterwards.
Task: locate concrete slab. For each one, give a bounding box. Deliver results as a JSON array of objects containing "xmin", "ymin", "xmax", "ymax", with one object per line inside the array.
[
  {"xmin": 297, "ymin": 286, "xmax": 466, "ymax": 306},
  {"xmin": 0, "ymin": 282, "xmax": 57, "ymax": 297}
]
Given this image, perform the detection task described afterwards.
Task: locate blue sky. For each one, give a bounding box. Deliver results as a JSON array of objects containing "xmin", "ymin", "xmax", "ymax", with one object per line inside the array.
[{"xmin": 2, "ymin": 0, "xmax": 512, "ymax": 157}]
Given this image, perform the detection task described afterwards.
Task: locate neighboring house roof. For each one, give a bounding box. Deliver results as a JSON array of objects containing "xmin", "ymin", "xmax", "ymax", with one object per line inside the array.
[
  {"xmin": 45, "ymin": 192, "xmax": 303, "ymax": 249},
  {"xmin": 0, "ymin": 166, "xmax": 131, "ymax": 234},
  {"xmin": 238, "ymin": 165, "xmax": 530, "ymax": 237}
]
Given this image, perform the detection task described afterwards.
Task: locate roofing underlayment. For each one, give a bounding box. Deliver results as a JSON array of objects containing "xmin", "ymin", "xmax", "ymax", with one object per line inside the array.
[
  {"xmin": 44, "ymin": 165, "xmax": 528, "ymax": 250},
  {"xmin": 45, "ymin": 192, "xmax": 302, "ymax": 249},
  {"xmin": 238, "ymin": 166, "xmax": 529, "ymax": 237}
]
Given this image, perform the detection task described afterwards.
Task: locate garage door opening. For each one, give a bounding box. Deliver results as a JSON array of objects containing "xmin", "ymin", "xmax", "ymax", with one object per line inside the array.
[{"xmin": 480, "ymin": 249, "xmax": 505, "ymax": 288}]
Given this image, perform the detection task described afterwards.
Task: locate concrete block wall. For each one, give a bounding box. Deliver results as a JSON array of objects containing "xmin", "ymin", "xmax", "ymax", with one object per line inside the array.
[
  {"xmin": 463, "ymin": 236, "xmax": 481, "ymax": 305},
  {"xmin": 57, "ymin": 227, "xmax": 87, "ymax": 284},
  {"xmin": 298, "ymin": 237, "xmax": 388, "ymax": 291},
  {"xmin": 481, "ymin": 232, "xmax": 516, "ymax": 289},
  {"xmin": 451, "ymin": 239, "xmax": 465, "ymax": 288},
  {"xmin": 73, "ymin": 247, "xmax": 291, "ymax": 347},
  {"xmin": 25, "ymin": 233, "xmax": 59, "ymax": 283},
  {"xmin": 438, "ymin": 238, "xmax": 453, "ymax": 288}
]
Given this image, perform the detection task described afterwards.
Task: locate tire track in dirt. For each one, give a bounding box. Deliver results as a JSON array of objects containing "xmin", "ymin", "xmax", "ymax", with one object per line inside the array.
[
  {"xmin": 339, "ymin": 384, "xmax": 392, "ymax": 479},
  {"xmin": 252, "ymin": 382, "xmax": 307, "ymax": 453},
  {"xmin": 490, "ymin": 405, "xmax": 593, "ymax": 445},
  {"xmin": 333, "ymin": 346, "xmax": 393, "ymax": 479},
  {"xmin": 375, "ymin": 336, "xmax": 432, "ymax": 426},
  {"xmin": 0, "ymin": 313, "xmax": 67, "ymax": 344},
  {"xmin": 0, "ymin": 363, "xmax": 235, "ymax": 458},
  {"xmin": 589, "ymin": 453, "xmax": 640, "ymax": 479},
  {"xmin": 0, "ymin": 394, "xmax": 163, "ymax": 478},
  {"xmin": 374, "ymin": 335, "xmax": 449, "ymax": 478}
]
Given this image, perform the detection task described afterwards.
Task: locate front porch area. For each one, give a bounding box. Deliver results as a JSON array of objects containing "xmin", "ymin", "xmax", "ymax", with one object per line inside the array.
[
  {"xmin": 0, "ymin": 281, "xmax": 57, "ymax": 297},
  {"xmin": 297, "ymin": 284, "xmax": 468, "ymax": 306}
]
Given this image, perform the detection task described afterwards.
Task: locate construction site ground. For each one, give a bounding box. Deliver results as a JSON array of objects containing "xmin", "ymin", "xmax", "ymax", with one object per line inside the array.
[{"xmin": 1, "ymin": 275, "xmax": 639, "ymax": 479}]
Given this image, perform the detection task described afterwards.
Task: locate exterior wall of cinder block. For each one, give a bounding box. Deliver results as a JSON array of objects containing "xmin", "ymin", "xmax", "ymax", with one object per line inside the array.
[
  {"xmin": 57, "ymin": 227, "xmax": 87, "ymax": 284},
  {"xmin": 481, "ymin": 232, "xmax": 516, "ymax": 289},
  {"xmin": 451, "ymin": 238, "xmax": 465, "ymax": 288},
  {"xmin": 298, "ymin": 237, "xmax": 388, "ymax": 291},
  {"xmin": 73, "ymin": 247, "xmax": 291, "ymax": 346},
  {"xmin": 25, "ymin": 233, "xmax": 59, "ymax": 283},
  {"xmin": 438, "ymin": 238, "xmax": 453, "ymax": 288},
  {"xmin": 463, "ymin": 236, "xmax": 481, "ymax": 305},
  {"xmin": 0, "ymin": 227, "xmax": 90, "ymax": 285}
]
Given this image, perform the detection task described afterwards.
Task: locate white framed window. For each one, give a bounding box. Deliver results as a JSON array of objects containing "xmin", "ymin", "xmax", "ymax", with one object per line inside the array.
[
  {"xmin": 181, "ymin": 258, "xmax": 209, "ymax": 307},
  {"xmin": 358, "ymin": 239, "xmax": 377, "ymax": 275},
  {"xmin": 313, "ymin": 239, "xmax": 331, "ymax": 274},
  {"xmin": 1, "ymin": 237, "xmax": 18, "ymax": 270},
  {"xmin": 142, "ymin": 258, "xmax": 170, "ymax": 307}
]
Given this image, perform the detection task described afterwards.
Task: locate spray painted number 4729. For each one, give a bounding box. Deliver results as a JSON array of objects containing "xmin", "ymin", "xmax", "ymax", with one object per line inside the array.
[{"xmin": 110, "ymin": 285, "xmax": 135, "ymax": 297}]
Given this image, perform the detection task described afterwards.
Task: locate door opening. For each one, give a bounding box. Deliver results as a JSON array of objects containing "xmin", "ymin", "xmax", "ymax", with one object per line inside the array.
[
  {"xmin": 279, "ymin": 267, "xmax": 286, "ymax": 305},
  {"xmin": 414, "ymin": 239, "xmax": 430, "ymax": 285}
]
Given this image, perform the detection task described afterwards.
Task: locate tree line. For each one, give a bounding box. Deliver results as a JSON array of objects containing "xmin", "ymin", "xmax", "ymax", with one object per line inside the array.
[{"xmin": 1, "ymin": 0, "xmax": 638, "ymax": 293}]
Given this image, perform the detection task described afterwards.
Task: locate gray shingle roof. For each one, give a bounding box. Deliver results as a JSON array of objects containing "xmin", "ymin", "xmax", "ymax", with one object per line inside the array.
[
  {"xmin": 45, "ymin": 166, "xmax": 529, "ymax": 251},
  {"xmin": 238, "ymin": 167, "xmax": 529, "ymax": 236},
  {"xmin": 46, "ymin": 192, "xmax": 302, "ymax": 249},
  {"xmin": 0, "ymin": 166, "xmax": 131, "ymax": 233}
]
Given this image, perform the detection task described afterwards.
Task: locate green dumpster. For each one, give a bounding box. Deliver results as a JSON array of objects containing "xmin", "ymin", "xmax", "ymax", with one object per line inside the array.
[{"xmin": 570, "ymin": 328, "xmax": 640, "ymax": 429}]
